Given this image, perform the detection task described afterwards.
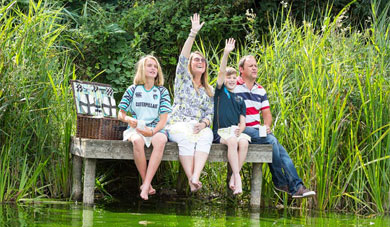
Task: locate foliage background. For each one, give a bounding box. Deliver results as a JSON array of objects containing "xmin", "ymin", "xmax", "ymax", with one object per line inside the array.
[{"xmin": 41, "ymin": 0, "xmax": 387, "ymax": 94}]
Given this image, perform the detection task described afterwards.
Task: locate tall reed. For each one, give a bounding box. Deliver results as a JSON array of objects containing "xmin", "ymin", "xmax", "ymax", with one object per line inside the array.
[{"xmin": 0, "ymin": 0, "xmax": 75, "ymax": 201}]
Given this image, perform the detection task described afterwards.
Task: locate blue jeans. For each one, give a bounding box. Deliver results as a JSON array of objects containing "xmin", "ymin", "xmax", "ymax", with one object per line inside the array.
[{"xmin": 243, "ymin": 127, "xmax": 303, "ymax": 194}]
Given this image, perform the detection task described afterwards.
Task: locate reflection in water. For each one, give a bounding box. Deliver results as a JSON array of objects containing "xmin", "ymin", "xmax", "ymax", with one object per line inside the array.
[
  {"xmin": 83, "ymin": 206, "xmax": 94, "ymax": 227},
  {"xmin": 1, "ymin": 199, "xmax": 390, "ymax": 226},
  {"xmin": 250, "ymin": 209, "xmax": 260, "ymax": 226}
]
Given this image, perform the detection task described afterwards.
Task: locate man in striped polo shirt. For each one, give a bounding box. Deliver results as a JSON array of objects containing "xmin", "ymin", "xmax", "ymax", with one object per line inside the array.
[{"xmin": 234, "ymin": 55, "xmax": 315, "ymax": 198}]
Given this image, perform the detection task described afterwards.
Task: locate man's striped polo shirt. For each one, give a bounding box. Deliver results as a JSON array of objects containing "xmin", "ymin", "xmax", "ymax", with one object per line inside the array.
[{"xmin": 234, "ymin": 76, "xmax": 270, "ymax": 128}]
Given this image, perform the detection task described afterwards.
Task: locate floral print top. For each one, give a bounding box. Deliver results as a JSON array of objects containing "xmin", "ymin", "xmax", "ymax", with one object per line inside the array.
[{"xmin": 167, "ymin": 54, "xmax": 214, "ymax": 126}]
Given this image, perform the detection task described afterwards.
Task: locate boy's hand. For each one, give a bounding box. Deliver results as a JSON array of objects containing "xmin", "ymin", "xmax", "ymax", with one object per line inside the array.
[
  {"xmin": 191, "ymin": 13, "xmax": 205, "ymax": 33},
  {"xmin": 224, "ymin": 38, "xmax": 235, "ymax": 54},
  {"xmin": 234, "ymin": 127, "xmax": 241, "ymax": 137}
]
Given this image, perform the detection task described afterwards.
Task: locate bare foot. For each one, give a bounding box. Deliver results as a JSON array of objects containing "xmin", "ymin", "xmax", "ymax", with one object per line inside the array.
[
  {"xmin": 140, "ymin": 185, "xmax": 149, "ymax": 200},
  {"xmin": 191, "ymin": 177, "xmax": 202, "ymax": 189},
  {"xmin": 233, "ymin": 173, "xmax": 242, "ymax": 195},
  {"xmin": 190, "ymin": 178, "xmax": 203, "ymax": 192},
  {"xmin": 189, "ymin": 180, "xmax": 197, "ymax": 192},
  {"xmin": 140, "ymin": 185, "xmax": 156, "ymax": 196},
  {"xmin": 149, "ymin": 185, "xmax": 156, "ymax": 195},
  {"xmin": 229, "ymin": 175, "xmax": 235, "ymax": 191}
]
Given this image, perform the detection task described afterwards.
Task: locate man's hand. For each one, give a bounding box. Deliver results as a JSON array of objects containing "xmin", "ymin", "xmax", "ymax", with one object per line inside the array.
[{"xmin": 266, "ymin": 125, "xmax": 272, "ymax": 134}]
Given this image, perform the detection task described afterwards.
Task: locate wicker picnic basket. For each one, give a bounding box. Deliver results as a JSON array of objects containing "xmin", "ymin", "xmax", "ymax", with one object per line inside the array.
[
  {"xmin": 71, "ymin": 80, "xmax": 127, "ymax": 140},
  {"xmin": 76, "ymin": 115, "xmax": 127, "ymax": 140}
]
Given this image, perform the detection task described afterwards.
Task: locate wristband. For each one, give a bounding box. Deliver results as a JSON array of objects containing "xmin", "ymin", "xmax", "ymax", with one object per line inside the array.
[
  {"xmin": 189, "ymin": 29, "xmax": 197, "ymax": 38},
  {"xmin": 199, "ymin": 119, "xmax": 208, "ymax": 127},
  {"xmin": 150, "ymin": 128, "xmax": 154, "ymax": 136}
]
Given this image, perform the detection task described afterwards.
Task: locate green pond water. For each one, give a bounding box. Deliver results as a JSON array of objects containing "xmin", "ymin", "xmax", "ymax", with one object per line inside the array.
[{"xmin": 1, "ymin": 199, "xmax": 390, "ymax": 226}]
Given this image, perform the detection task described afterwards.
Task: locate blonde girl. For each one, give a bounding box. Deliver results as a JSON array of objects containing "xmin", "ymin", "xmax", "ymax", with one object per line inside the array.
[{"xmin": 118, "ymin": 55, "xmax": 172, "ymax": 200}]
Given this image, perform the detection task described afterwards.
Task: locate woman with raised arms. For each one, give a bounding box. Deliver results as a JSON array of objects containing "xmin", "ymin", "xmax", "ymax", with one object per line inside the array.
[{"xmin": 167, "ymin": 13, "xmax": 214, "ymax": 192}]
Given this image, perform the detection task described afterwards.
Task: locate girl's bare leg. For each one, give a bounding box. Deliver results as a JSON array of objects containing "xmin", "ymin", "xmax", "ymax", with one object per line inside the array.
[{"xmin": 140, "ymin": 133, "xmax": 167, "ymax": 200}]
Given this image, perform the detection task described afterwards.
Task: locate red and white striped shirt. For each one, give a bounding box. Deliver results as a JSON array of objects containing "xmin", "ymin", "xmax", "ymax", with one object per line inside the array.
[{"xmin": 234, "ymin": 77, "xmax": 270, "ymax": 128}]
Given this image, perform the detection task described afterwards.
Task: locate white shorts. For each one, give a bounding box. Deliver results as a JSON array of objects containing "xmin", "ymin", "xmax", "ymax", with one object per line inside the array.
[
  {"xmin": 217, "ymin": 127, "xmax": 251, "ymax": 142},
  {"xmin": 123, "ymin": 127, "xmax": 152, "ymax": 147},
  {"xmin": 168, "ymin": 122, "xmax": 213, "ymax": 156}
]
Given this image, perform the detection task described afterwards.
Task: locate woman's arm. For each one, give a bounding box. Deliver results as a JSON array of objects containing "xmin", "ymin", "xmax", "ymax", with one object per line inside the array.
[
  {"xmin": 193, "ymin": 93, "xmax": 214, "ymax": 134},
  {"xmin": 217, "ymin": 38, "xmax": 235, "ymax": 89},
  {"xmin": 198, "ymin": 94, "xmax": 214, "ymax": 131},
  {"xmin": 174, "ymin": 14, "xmax": 204, "ymax": 97},
  {"xmin": 193, "ymin": 118, "xmax": 210, "ymax": 134},
  {"xmin": 180, "ymin": 13, "xmax": 205, "ymax": 58}
]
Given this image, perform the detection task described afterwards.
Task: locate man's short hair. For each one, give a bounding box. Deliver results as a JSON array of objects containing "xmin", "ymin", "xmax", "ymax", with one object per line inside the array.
[{"xmin": 238, "ymin": 55, "xmax": 255, "ymax": 69}]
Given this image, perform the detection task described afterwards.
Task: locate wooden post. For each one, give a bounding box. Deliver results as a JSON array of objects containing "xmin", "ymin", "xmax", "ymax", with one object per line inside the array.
[
  {"xmin": 250, "ymin": 163, "xmax": 262, "ymax": 207},
  {"xmin": 83, "ymin": 158, "xmax": 96, "ymax": 204},
  {"xmin": 71, "ymin": 155, "xmax": 83, "ymax": 201}
]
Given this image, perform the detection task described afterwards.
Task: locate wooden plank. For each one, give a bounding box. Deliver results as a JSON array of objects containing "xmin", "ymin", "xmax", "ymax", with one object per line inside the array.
[{"xmin": 71, "ymin": 137, "xmax": 272, "ymax": 163}]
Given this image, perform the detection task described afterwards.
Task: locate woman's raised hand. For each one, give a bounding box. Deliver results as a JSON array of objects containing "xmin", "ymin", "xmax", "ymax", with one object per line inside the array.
[
  {"xmin": 181, "ymin": 13, "xmax": 204, "ymax": 58},
  {"xmin": 224, "ymin": 38, "xmax": 235, "ymax": 54},
  {"xmin": 191, "ymin": 13, "xmax": 205, "ymax": 34}
]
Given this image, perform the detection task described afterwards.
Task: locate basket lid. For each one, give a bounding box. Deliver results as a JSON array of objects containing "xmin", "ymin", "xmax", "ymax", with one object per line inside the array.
[{"xmin": 70, "ymin": 80, "xmax": 117, "ymax": 118}]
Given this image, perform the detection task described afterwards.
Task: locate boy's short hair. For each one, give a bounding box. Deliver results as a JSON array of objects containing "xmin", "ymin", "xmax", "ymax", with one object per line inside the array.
[{"xmin": 226, "ymin": 67, "xmax": 237, "ymax": 76}]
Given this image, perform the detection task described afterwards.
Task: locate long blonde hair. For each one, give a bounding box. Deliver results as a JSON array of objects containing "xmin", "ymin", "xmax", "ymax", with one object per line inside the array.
[
  {"xmin": 133, "ymin": 55, "xmax": 164, "ymax": 86},
  {"xmin": 188, "ymin": 51, "xmax": 213, "ymax": 97}
]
